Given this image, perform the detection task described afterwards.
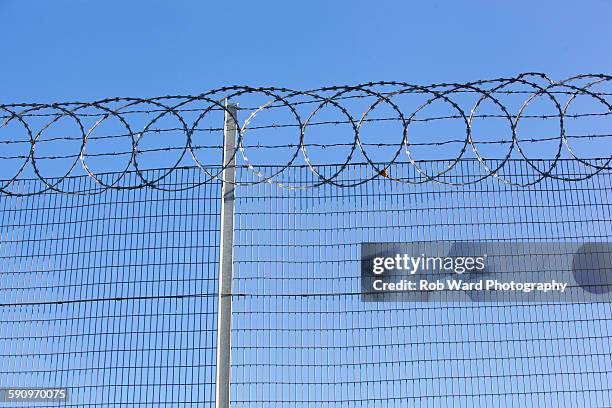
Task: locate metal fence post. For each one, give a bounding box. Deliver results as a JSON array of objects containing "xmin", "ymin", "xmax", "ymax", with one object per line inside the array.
[{"xmin": 215, "ymin": 100, "xmax": 238, "ymax": 408}]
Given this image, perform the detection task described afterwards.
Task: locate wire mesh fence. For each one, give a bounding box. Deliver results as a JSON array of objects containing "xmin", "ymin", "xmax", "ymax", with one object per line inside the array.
[
  {"xmin": 0, "ymin": 74, "xmax": 611, "ymax": 406},
  {"xmin": 231, "ymin": 159, "xmax": 612, "ymax": 407},
  {"xmin": 0, "ymin": 169, "xmax": 221, "ymax": 406},
  {"xmin": 0, "ymin": 160, "xmax": 610, "ymax": 406}
]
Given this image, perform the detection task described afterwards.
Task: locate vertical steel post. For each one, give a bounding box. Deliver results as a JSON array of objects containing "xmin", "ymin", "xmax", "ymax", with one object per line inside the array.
[{"xmin": 216, "ymin": 100, "xmax": 238, "ymax": 408}]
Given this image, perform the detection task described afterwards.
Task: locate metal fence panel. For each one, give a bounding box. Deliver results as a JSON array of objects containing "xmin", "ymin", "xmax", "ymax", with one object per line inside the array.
[
  {"xmin": 1, "ymin": 75, "xmax": 611, "ymax": 406},
  {"xmin": 0, "ymin": 169, "xmax": 221, "ymax": 407},
  {"xmin": 231, "ymin": 160, "xmax": 612, "ymax": 407}
]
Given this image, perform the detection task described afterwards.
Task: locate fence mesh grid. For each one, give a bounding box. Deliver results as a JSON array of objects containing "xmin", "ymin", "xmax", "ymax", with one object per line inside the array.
[
  {"xmin": 231, "ymin": 160, "xmax": 612, "ymax": 407},
  {"xmin": 2, "ymin": 159, "xmax": 609, "ymax": 406},
  {"xmin": 0, "ymin": 169, "xmax": 221, "ymax": 407}
]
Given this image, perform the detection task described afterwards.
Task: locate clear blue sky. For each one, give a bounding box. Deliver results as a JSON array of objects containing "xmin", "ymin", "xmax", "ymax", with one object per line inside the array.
[{"xmin": 1, "ymin": 0, "xmax": 611, "ymax": 103}]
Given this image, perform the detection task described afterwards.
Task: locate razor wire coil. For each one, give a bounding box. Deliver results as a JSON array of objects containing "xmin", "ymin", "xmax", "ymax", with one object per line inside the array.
[{"xmin": 0, "ymin": 73, "xmax": 611, "ymax": 195}]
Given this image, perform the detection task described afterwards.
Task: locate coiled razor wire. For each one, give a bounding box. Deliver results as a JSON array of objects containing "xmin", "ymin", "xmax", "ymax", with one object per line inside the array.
[{"xmin": 0, "ymin": 73, "xmax": 611, "ymax": 195}]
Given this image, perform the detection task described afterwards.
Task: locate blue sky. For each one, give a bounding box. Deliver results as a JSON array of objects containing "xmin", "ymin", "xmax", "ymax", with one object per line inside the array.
[{"xmin": 1, "ymin": 0, "xmax": 611, "ymax": 103}]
